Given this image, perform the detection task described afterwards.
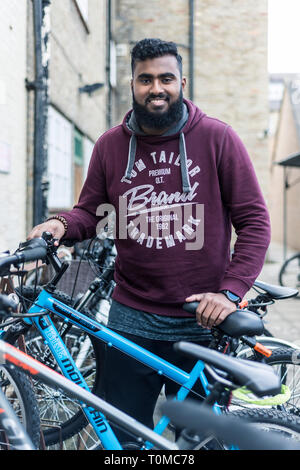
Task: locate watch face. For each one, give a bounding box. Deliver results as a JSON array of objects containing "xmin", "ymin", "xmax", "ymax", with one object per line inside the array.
[{"xmin": 222, "ymin": 290, "xmax": 240, "ymax": 303}]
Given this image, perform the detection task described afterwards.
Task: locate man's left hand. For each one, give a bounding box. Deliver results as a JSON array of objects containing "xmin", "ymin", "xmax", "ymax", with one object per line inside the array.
[{"xmin": 185, "ymin": 292, "xmax": 237, "ymax": 329}]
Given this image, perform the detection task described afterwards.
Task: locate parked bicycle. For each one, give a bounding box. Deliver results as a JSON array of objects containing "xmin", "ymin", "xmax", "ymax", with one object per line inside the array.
[
  {"xmin": 279, "ymin": 252, "xmax": 300, "ymax": 296},
  {"xmin": 0, "ymin": 333, "xmax": 176, "ymax": 451},
  {"xmin": 162, "ymin": 394, "xmax": 300, "ymax": 450},
  {"xmin": 22, "ymin": 234, "xmax": 299, "ymax": 348},
  {"xmin": 0, "ymin": 289, "xmax": 41, "ymax": 449},
  {"xmin": 182, "ymin": 294, "xmax": 300, "ymax": 416},
  {"xmin": 165, "ymin": 340, "xmax": 300, "ymax": 449},
  {"xmin": 1, "ymin": 297, "xmax": 300, "ymax": 450},
  {"xmin": 1, "ymin": 234, "xmax": 300, "ymax": 450}
]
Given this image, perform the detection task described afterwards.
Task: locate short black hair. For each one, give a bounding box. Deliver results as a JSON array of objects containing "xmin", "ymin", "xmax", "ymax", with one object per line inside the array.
[{"xmin": 131, "ymin": 38, "xmax": 183, "ymax": 76}]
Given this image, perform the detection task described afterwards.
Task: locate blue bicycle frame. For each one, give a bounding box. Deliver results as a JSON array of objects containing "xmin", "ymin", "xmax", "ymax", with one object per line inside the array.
[{"xmin": 15, "ymin": 288, "xmax": 222, "ymax": 450}]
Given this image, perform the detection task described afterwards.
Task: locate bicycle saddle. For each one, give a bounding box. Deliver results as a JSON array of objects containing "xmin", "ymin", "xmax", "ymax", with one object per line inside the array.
[
  {"xmin": 174, "ymin": 341, "xmax": 281, "ymax": 397},
  {"xmin": 253, "ymin": 280, "xmax": 298, "ymax": 299},
  {"xmin": 183, "ymin": 303, "xmax": 264, "ymax": 338},
  {"xmin": 216, "ymin": 309, "xmax": 264, "ymax": 338}
]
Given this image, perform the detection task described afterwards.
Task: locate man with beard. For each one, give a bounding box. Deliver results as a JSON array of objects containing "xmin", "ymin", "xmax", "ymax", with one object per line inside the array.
[{"xmin": 28, "ymin": 38, "xmax": 271, "ymax": 445}]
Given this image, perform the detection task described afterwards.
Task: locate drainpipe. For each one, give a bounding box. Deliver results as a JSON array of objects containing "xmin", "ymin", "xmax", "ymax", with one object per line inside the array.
[
  {"xmin": 189, "ymin": 0, "xmax": 194, "ymax": 101},
  {"xmin": 106, "ymin": 0, "xmax": 112, "ymax": 129},
  {"xmin": 30, "ymin": 0, "xmax": 50, "ymax": 225}
]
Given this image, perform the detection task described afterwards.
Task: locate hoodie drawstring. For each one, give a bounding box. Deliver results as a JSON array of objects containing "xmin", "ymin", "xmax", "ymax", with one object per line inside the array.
[
  {"xmin": 179, "ymin": 132, "xmax": 192, "ymax": 193},
  {"xmin": 124, "ymin": 134, "xmax": 137, "ymax": 180},
  {"xmin": 123, "ymin": 132, "xmax": 192, "ymax": 193}
]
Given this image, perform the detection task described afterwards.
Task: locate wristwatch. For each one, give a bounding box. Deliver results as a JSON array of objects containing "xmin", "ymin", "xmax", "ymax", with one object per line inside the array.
[{"xmin": 219, "ymin": 290, "xmax": 241, "ymax": 306}]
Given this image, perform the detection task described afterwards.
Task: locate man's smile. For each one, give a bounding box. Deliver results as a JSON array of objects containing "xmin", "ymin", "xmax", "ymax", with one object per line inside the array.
[{"xmin": 146, "ymin": 96, "xmax": 169, "ymax": 109}]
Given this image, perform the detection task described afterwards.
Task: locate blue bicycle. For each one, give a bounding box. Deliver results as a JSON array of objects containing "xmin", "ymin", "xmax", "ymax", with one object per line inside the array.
[{"xmin": 1, "ymin": 233, "xmax": 300, "ymax": 450}]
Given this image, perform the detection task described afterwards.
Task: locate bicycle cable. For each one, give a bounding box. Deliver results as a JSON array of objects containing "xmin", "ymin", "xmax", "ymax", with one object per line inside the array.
[{"xmin": 70, "ymin": 240, "xmax": 91, "ymax": 304}]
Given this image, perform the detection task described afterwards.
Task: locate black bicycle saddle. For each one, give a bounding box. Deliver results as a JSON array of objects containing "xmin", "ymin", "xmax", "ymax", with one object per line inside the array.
[
  {"xmin": 183, "ymin": 303, "xmax": 264, "ymax": 338},
  {"xmin": 174, "ymin": 341, "xmax": 281, "ymax": 397},
  {"xmin": 253, "ymin": 280, "xmax": 298, "ymax": 299}
]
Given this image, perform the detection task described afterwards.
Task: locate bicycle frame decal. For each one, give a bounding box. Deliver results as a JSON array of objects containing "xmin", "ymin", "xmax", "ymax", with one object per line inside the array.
[
  {"xmin": 3, "ymin": 353, "xmax": 39, "ymax": 376},
  {"xmin": 52, "ymin": 301, "xmax": 101, "ymax": 333}
]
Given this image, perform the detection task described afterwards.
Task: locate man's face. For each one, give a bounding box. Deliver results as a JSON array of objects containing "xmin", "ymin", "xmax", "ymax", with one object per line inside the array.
[{"xmin": 131, "ymin": 55, "xmax": 186, "ymax": 133}]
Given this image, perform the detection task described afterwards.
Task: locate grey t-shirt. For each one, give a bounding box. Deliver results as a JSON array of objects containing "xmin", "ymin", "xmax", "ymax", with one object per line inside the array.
[{"xmin": 108, "ymin": 299, "xmax": 213, "ymax": 342}]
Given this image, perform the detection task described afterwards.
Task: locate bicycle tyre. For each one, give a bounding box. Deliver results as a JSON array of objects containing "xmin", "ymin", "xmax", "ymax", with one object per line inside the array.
[
  {"xmin": 191, "ymin": 407, "xmax": 300, "ymax": 450},
  {"xmin": 258, "ymin": 347, "xmax": 300, "ymax": 416},
  {"xmin": 15, "ymin": 285, "xmax": 103, "ymax": 449},
  {"xmin": 278, "ymin": 253, "xmax": 300, "ymax": 294},
  {"xmin": 0, "ymin": 365, "xmax": 41, "ymax": 449},
  {"xmin": 228, "ymin": 408, "xmax": 300, "ymax": 444},
  {"xmin": 236, "ymin": 335, "xmax": 298, "ymax": 361}
]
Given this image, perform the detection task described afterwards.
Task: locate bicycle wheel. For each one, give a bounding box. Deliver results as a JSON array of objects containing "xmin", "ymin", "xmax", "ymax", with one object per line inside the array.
[
  {"xmin": 15, "ymin": 286, "xmax": 104, "ymax": 449},
  {"xmin": 236, "ymin": 335, "xmax": 297, "ymax": 361},
  {"xmin": 228, "ymin": 408, "xmax": 300, "ymax": 445},
  {"xmin": 279, "ymin": 253, "xmax": 300, "ymax": 293},
  {"xmin": 0, "ymin": 365, "xmax": 41, "ymax": 449},
  {"xmin": 260, "ymin": 347, "xmax": 300, "ymax": 416},
  {"xmin": 190, "ymin": 408, "xmax": 300, "ymax": 450},
  {"xmin": 234, "ymin": 346, "xmax": 300, "ymax": 415}
]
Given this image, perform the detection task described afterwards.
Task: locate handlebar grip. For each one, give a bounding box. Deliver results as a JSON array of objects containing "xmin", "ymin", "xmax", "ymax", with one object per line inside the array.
[
  {"xmin": 0, "ymin": 254, "xmax": 20, "ymax": 271},
  {"xmin": 182, "ymin": 302, "xmax": 199, "ymax": 314},
  {"xmin": 0, "ymin": 238, "xmax": 48, "ymax": 272},
  {"xmin": 0, "ymin": 294, "xmax": 18, "ymax": 313},
  {"xmin": 16, "ymin": 238, "xmax": 48, "ymax": 263},
  {"xmin": 20, "ymin": 246, "xmax": 48, "ymax": 263}
]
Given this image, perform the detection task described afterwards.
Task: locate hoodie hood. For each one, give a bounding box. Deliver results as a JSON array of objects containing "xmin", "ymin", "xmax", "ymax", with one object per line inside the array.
[{"xmin": 122, "ymin": 99, "xmax": 206, "ymax": 193}]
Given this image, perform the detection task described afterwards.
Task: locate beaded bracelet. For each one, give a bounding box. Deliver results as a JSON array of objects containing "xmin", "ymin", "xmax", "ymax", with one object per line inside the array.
[{"xmin": 46, "ymin": 215, "xmax": 68, "ymax": 235}]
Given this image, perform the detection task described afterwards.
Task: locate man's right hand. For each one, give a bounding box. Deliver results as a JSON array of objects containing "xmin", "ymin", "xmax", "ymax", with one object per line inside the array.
[{"xmin": 27, "ymin": 219, "xmax": 66, "ymax": 246}]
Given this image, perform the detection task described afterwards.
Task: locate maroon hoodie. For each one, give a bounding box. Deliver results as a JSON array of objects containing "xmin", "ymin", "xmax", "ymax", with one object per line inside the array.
[{"xmin": 60, "ymin": 99, "xmax": 271, "ymax": 317}]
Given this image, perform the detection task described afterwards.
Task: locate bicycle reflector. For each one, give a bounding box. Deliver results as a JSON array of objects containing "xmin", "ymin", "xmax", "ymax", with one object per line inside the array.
[{"xmin": 253, "ymin": 342, "xmax": 272, "ymax": 358}]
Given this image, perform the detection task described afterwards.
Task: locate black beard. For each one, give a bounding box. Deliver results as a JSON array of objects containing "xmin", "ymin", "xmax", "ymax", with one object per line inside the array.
[{"xmin": 132, "ymin": 89, "xmax": 184, "ymax": 131}]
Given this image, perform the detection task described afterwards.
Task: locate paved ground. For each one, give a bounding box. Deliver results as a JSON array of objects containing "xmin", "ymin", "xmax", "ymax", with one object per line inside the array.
[{"xmin": 253, "ymin": 241, "xmax": 300, "ymax": 345}]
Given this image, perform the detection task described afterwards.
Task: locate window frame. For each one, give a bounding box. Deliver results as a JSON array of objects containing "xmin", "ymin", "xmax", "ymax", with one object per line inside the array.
[
  {"xmin": 47, "ymin": 106, "xmax": 73, "ymax": 211},
  {"xmin": 74, "ymin": 0, "xmax": 90, "ymax": 33}
]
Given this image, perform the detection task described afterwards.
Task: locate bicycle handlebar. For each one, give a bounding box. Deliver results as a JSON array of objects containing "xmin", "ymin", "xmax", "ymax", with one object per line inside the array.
[
  {"xmin": 183, "ymin": 301, "xmax": 243, "ymax": 314},
  {"xmin": 182, "ymin": 302, "xmax": 199, "ymax": 314},
  {"xmin": 0, "ymin": 237, "xmax": 48, "ymax": 272}
]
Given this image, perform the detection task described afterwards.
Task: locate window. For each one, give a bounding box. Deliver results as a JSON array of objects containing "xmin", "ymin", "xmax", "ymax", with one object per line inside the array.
[
  {"xmin": 47, "ymin": 107, "xmax": 73, "ymax": 209},
  {"xmin": 0, "ymin": 141, "xmax": 11, "ymax": 174},
  {"xmin": 110, "ymin": 41, "xmax": 117, "ymax": 88},
  {"xmin": 75, "ymin": 0, "xmax": 89, "ymax": 25},
  {"xmin": 74, "ymin": 129, "xmax": 84, "ymax": 203},
  {"xmin": 73, "ymin": 132, "xmax": 94, "ymax": 200},
  {"xmin": 74, "ymin": 128, "xmax": 84, "ymax": 166},
  {"xmin": 83, "ymin": 137, "xmax": 94, "ymax": 179}
]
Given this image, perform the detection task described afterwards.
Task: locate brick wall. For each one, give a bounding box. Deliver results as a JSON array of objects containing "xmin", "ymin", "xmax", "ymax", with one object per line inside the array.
[
  {"xmin": 49, "ymin": 0, "xmax": 107, "ymax": 141},
  {"xmin": 26, "ymin": 0, "xmax": 108, "ymax": 223},
  {"xmin": 111, "ymin": 0, "xmax": 190, "ymax": 123},
  {"xmin": 194, "ymin": 0, "xmax": 269, "ymax": 198},
  {"xmin": 111, "ymin": 0, "xmax": 269, "ymax": 198}
]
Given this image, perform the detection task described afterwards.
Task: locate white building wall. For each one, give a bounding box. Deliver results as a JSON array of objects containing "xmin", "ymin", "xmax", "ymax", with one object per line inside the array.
[{"xmin": 0, "ymin": 0, "xmax": 27, "ymax": 252}]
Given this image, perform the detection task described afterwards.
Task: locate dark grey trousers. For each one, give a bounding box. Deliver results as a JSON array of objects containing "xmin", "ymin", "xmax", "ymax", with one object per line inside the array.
[{"xmin": 98, "ymin": 329, "xmax": 211, "ymax": 446}]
